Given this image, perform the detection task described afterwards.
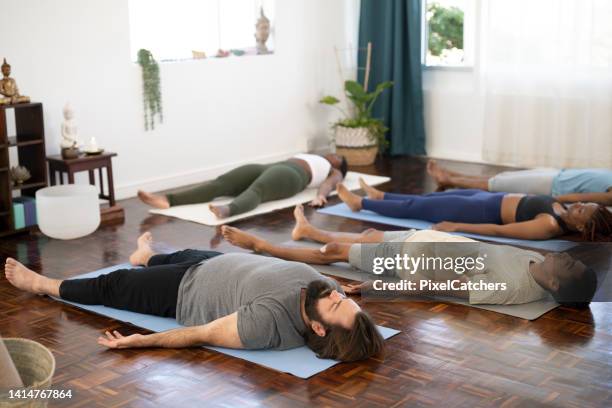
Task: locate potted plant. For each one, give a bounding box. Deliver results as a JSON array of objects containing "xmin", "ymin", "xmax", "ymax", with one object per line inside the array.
[{"xmin": 320, "ymin": 80, "xmax": 393, "ymax": 166}]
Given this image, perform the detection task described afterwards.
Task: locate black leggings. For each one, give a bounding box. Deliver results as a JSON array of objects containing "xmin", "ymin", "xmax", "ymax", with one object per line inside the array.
[{"xmin": 59, "ymin": 250, "xmax": 222, "ymax": 318}]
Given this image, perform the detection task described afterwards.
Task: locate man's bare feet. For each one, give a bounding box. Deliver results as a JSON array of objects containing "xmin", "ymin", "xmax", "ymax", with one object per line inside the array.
[
  {"xmin": 209, "ymin": 204, "xmax": 230, "ymax": 219},
  {"xmin": 129, "ymin": 232, "xmax": 155, "ymax": 266},
  {"xmin": 426, "ymin": 160, "xmax": 451, "ymax": 188},
  {"xmin": 359, "ymin": 178, "xmax": 385, "ymax": 200},
  {"xmin": 138, "ymin": 190, "xmax": 170, "ymax": 209},
  {"xmin": 336, "ymin": 183, "xmax": 363, "ymax": 211},
  {"xmin": 291, "ymin": 205, "xmax": 315, "ymax": 241},
  {"xmin": 4, "ymin": 258, "xmax": 44, "ymax": 294},
  {"xmin": 221, "ymin": 226, "xmax": 266, "ymax": 252}
]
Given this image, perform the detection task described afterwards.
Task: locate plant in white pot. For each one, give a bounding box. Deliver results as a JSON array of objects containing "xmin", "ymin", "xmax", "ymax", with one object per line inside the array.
[{"xmin": 320, "ymin": 80, "xmax": 393, "ymax": 166}]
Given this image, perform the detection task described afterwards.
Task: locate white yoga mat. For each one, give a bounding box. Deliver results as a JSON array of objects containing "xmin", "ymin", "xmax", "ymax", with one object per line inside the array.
[{"xmin": 150, "ymin": 171, "xmax": 391, "ymax": 226}]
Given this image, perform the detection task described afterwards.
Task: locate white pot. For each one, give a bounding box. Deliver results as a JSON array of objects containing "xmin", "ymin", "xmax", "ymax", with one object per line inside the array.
[
  {"xmin": 36, "ymin": 185, "xmax": 100, "ymax": 240},
  {"xmin": 334, "ymin": 126, "xmax": 375, "ymax": 148}
]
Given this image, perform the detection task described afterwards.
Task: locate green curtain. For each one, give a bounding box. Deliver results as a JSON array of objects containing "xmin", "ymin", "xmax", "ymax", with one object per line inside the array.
[{"xmin": 358, "ymin": 0, "xmax": 426, "ymax": 156}]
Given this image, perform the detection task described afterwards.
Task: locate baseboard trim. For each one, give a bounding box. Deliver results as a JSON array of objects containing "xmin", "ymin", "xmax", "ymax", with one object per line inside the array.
[{"xmin": 114, "ymin": 150, "xmax": 301, "ymax": 200}]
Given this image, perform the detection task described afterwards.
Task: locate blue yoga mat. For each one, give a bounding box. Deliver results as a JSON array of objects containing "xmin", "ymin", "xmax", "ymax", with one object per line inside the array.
[
  {"xmin": 54, "ymin": 264, "xmax": 400, "ymax": 379},
  {"xmin": 318, "ymin": 203, "xmax": 577, "ymax": 252}
]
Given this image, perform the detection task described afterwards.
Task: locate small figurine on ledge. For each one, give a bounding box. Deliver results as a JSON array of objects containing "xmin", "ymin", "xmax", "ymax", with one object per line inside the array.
[
  {"xmin": 0, "ymin": 58, "xmax": 30, "ymax": 105},
  {"xmin": 61, "ymin": 103, "xmax": 81, "ymax": 159},
  {"xmin": 255, "ymin": 8, "xmax": 271, "ymax": 55}
]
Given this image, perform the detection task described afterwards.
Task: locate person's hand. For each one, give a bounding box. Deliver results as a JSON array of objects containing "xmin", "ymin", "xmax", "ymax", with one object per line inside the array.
[
  {"xmin": 97, "ymin": 331, "xmax": 147, "ymax": 349},
  {"xmin": 309, "ymin": 195, "xmax": 328, "ymax": 208},
  {"xmin": 432, "ymin": 222, "xmax": 459, "ymax": 232},
  {"xmin": 341, "ymin": 281, "xmax": 372, "ymax": 295}
]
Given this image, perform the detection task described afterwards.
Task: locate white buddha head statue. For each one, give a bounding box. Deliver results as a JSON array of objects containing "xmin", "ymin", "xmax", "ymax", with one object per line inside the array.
[{"xmin": 63, "ymin": 103, "xmax": 75, "ymax": 121}]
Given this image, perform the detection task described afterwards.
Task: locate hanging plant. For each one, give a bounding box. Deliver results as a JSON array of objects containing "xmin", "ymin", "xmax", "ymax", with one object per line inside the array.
[{"xmin": 137, "ymin": 49, "xmax": 163, "ymax": 131}]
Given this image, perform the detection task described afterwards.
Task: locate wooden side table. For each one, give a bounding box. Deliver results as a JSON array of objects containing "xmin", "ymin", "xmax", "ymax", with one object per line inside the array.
[{"xmin": 46, "ymin": 152, "xmax": 117, "ymax": 206}]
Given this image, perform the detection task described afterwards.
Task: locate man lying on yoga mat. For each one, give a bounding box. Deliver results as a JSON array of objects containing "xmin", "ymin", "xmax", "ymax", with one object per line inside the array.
[
  {"xmin": 221, "ymin": 206, "xmax": 598, "ymax": 307},
  {"xmin": 138, "ymin": 153, "xmax": 348, "ymax": 218},
  {"xmin": 427, "ymin": 160, "xmax": 612, "ymax": 205},
  {"xmin": 334, "ymin": 179, "xmax": 612, "ymax": 241},
  {"xmin": 3, "ymin": 232, "xmax": 383, "ymax": 362}
]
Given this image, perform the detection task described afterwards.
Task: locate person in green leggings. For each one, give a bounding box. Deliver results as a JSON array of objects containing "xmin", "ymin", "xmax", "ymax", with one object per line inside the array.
[{"xmin": 138, "ymin": 153, "xmax": 348, "ymax": 219}]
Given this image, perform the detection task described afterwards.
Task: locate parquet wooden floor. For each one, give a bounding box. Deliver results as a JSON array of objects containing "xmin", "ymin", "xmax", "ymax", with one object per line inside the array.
[{"xmin": 1, "ymin": 157, "xmax": 610, "ymax": 408}]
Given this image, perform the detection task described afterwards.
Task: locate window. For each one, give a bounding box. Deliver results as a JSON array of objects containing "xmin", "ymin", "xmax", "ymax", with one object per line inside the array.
[
  {"xmin": 423, "ymin": 0, "xmax": 474, "ymax": 67},
  {"xmin": 128, "ymin": 0, "xmax": 275, "ymax": 62}
]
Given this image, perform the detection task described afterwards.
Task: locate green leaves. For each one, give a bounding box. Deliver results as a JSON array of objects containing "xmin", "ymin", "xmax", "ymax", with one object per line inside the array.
[
  {"xmin": 345, "ymin": 80, "xmax": 368, "ymax": 102},
  {"xmin": 319, "ymin": 96, "xmax": 340, "ymax": 105}
]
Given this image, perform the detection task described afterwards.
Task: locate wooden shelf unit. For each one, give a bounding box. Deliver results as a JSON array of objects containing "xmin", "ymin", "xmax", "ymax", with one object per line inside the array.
[{"xmin": 0, "ymin": 102, "xmax": 47, "ymax": 237}]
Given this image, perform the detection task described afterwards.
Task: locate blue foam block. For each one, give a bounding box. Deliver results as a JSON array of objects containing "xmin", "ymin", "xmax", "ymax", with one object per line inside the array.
[
  {"xmin": 54, "ymin": 264, "xmax": 400, "ymax": 379},
  {"xmin": 318, "ymin": 203, "xmax": 577, "ymax": 252}
]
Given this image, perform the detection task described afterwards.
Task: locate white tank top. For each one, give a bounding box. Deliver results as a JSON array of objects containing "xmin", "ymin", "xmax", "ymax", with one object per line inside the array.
[{"xmin": 293, "ymin": 153, "xmax": 332, "ymax": 188}]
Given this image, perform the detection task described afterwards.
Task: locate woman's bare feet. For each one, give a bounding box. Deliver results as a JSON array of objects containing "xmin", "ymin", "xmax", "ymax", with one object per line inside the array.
[
  {"xmin": 359, "ymin": 177, "xmax": 385, "ymax": 200},
  {"xmin": 4, "ymin": 258, "xmax": 45, "ymax": 294},
  {"xmin": 129, "ymin": 232, "xmax": 155, "ymax": 266},
  {"xmin": 336, "ymin": 183, "xmax": 363, "ymax": 211},
  {"xmin": 291, "ymin": 205, "xmax": 315, "ymax": 241},
  {"xmin": 138, "ymin": 190, "xmax": 170, "ymax": 209},
  {"xmin": 426, "ymin": 160, "xmax": 451, "ymax": 188},
  {"xmin": 209, "ymin": 204, "xmax": 230, "ymax": 219},
  {"xmin": 221, "ymin": 226, "xmax": 266, "ymax": 252}
]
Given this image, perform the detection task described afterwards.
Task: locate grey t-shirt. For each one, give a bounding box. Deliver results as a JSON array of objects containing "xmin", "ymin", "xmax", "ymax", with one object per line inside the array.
[
  {"xmin": 348, "ymin": 230, "xmax": 549, "ymax": 305},
  {"xmin": 175, "ymin": 253, "xmax": 343, "ymax": 350}
]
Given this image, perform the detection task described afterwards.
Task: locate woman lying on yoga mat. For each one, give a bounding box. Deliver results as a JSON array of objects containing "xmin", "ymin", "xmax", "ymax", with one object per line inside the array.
[
  {"xmin": 334, "ymin": 179, "xmax": 612, "ymax": 241},
  {"xmin": 427, "ymin": 160, "xmax": 612, "ymax": 205},
  {"xmin": 4, "ymin": 232, "xmax": 383, "ymax": 362},
  {"xmin": 220, "ymin": 206, "xmax": 598, "ymax": 308},
  {"xmin": 138, "ymin": 153, "xmax": 348, "ymax": 218}
]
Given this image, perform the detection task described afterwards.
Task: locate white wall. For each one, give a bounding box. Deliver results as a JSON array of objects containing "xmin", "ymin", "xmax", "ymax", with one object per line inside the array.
[
  {"xmin": 423, "ymin": 69, "xmax": 485, "ymax": 163},
  {"xmin": 1, "ymin": 0, "xmax": 357, "ymax": 199}
]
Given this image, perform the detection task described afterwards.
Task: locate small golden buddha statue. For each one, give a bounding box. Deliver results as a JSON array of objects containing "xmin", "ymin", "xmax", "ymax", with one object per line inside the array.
[{"xmin": 0, "ymin": 58, "xmax": 30, "ymax": 105}]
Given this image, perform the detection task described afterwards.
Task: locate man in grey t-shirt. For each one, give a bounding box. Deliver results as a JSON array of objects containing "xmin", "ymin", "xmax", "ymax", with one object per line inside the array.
[
  {"xmin": 220, "ymin": 205, "xmax": 598, "ymax": 308},
  {"xmin": 4, "ymin": 232, "xmax": 384, "ymax": 362}
]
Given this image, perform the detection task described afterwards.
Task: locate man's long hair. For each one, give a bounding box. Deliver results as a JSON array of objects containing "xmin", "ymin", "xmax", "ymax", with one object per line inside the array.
[{"xmin": 303, "ymin": 280, "xmax": 385, "ymax": 362}]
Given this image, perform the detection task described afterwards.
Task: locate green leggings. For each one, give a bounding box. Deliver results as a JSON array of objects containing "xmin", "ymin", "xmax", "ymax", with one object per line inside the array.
[{"xmin": 166, "ymin": 161, "xmax": 310, "ymax": 216}]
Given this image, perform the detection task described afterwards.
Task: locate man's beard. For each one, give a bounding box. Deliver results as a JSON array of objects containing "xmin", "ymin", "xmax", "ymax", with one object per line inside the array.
[{"xmin": 304, "ymin": 279, "xmax": 334, "ymax": 323}]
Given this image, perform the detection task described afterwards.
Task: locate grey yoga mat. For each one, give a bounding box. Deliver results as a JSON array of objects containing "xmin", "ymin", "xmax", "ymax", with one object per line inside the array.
[
  {"xmin": 280, "ymin": 240, "xmax": 559, "ymax": 320},
  {"xmin": 53, "ymin": 263, "xmax": 400, "ymax": 379}
]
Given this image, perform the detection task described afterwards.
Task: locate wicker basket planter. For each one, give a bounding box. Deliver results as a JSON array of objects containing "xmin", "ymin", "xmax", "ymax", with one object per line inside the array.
[
  {"xmin": 334, "ymin": 126, "xmax": 379, "ymax": 166},
  {"xmin": 0, "ymin": 339, "xmax": 56, "ymax": 408}
]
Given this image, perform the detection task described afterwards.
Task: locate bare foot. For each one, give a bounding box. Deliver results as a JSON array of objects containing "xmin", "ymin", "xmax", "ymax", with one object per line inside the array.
[
  {"xmin": 426, "ymin": 160, "xmax": 451, "ymax": 188},
  {"xmin": 129, "ymin": 232, "xmax": 155, "ymax": 266},
  {"xmin": 336, "ymin": 183, "xmax": 363, "ymax": 211},
  {"xmin": 210, "ymin": 226, "xmax": 224, "ymax": 249},
  {"xmin": 209, "ymin": 204, "xmax": 230, "ymax": 219},
  {"xmin": 359, "ymin": 178, "xmax": 385, "ymax": 200},
  {"xmin": 138, "ymin": 190, "xmax": 170, "ymax": 209},
  {"xmin": 221, "ymin": 226, "xmax": 266, "ymax": 252},
  {"xmin": 291, "ymin": 205, "xmax": 314, "ymax": 241},
  {"xmin": 4, "ymin": 258, "xmax": 44, "ymax": 294}
]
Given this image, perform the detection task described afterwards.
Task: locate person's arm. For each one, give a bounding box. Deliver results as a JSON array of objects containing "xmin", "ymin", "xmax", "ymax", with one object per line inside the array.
[
  {"xmin": 97, "ymin": 312, "xmax": 243, "ymax": 350},
  {"xmin": 555, "ymin": 190, "xmax": 612, "ymax": 205},
  {"xmin": 309, "ymin": 169, "xmax": 344, "ymax": 207},
  {"xmin": 433, "ymin": 217, "xmax": 560, "ymax": 240}
]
